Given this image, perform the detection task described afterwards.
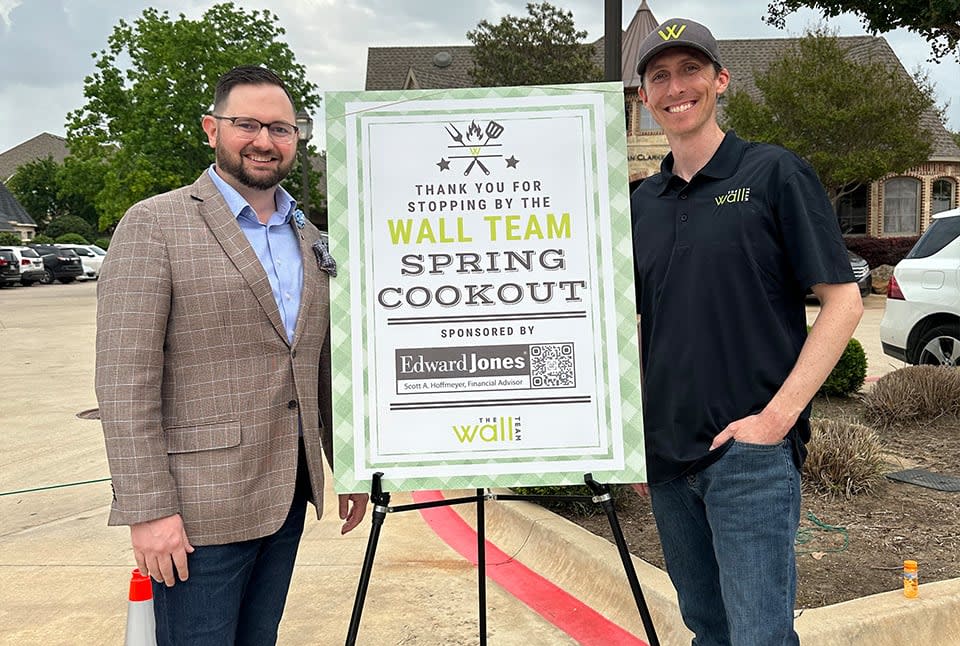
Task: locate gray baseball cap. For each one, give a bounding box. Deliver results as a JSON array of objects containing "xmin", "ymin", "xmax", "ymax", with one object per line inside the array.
[{"xmin": 635, "ymin": 18, "xmax": 722, "ymax": 78}]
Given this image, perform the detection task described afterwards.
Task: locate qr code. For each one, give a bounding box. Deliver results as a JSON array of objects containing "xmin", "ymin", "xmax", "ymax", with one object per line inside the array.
[{"xmin": 529, "ymin": 343, "xmax": 575, "ymax": 389}]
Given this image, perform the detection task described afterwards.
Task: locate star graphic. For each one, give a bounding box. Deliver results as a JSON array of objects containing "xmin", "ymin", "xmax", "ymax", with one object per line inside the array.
[
  {"xmin": 437, "ymin": 158, "xmax": 450, "ymax": 171},
  {"xmin": 505, "ymin": 155, "xmax": 519, "ymax": 168}
]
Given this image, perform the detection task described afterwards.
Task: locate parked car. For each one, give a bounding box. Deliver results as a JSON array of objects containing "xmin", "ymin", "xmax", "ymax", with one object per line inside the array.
[
  {"xmin": 880, "ymin": 207, "xmax": 960, "ymax": 366},
  {"xmin": 28, "ymin": 244, "xmax": 84, "ymax": 284},
  {"xmin": 806, "ymin": 249, "xmax": 871, "ymax": 299},
  {"xmin": 55, "ymin": 244, "xmax": 104, "ymax": 280},
  {"xmin": 847, "ymin": 250, "xmax": 871, "ymax": 296},
  {"xmin": 0, "ymin": 248, "xmax": 21, "ymax": 286},
  {"xmin": 0, "ymin": 245, "xmax": 45, "ymax": 286}
]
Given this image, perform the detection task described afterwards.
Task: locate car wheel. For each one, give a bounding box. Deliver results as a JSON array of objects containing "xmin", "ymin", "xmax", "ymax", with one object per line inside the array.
[
  {"xmin": 40, "ymin": 269, "xmax": 54, "ymax": 284},
  {"xmin": 58, "ymin": 277, "xmax": 75, "ymax": 284},
  {"xmin": 914, "ymin": 324, "xmax": 960, "ymax": 367}
]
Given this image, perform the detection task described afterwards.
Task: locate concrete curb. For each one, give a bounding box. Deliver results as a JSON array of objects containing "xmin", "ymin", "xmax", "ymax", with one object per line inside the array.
[{"xmin": 466, "ymin": 492, "xmax": 960, "ymax": 645}]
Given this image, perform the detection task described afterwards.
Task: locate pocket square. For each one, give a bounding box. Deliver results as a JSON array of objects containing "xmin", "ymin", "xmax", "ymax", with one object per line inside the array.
[{"xmin": 312, "ymin": 238, "xmax": 338, "ymax": 277}]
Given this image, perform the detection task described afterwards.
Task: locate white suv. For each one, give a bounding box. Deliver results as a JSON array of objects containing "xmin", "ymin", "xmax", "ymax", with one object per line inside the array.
[
  {"xmin": 880, "ymin": 207, "xmax": 960, "ymax": 366},
  {"xmin": 0, "ymin": 245, "xmax": 46, "ymax": 286}
]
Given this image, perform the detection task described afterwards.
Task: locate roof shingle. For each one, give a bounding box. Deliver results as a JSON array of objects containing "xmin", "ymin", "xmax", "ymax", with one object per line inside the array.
[
  {"xmin": 0, "ymin": 132, "xmax": 69, "ymax": 182},
  {"xmin": 0, "ymin": 181, "xmax": 37, "ymax": 228}
]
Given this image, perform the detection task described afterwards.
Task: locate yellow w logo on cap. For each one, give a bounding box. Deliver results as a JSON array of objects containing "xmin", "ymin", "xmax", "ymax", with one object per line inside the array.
[{"xmin": 658, "ymin": 24, "xmax": 687, "ymax": 41}]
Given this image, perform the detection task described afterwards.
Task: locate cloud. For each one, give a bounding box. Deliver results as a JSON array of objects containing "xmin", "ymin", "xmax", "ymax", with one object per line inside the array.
[{"xmin": 0, "ymin": 0, "xmax": 21, "ymax": 29}]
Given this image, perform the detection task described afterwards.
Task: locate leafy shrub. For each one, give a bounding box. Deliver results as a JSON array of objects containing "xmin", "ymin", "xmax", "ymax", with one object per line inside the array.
[
  {"xmin": 44, "ymin": 215, "xmax": 93, "ymax": 241},
  {"xmin": 0, "ymin": 232, "xmax": 23, "ymax": 245},
  {"xmin": 31, "ymin": 234, "xmax": 55, "ymax": 244},
  {"xmin": 55, "ymin": 233, "xmax": 89, "ymax": 245},
  {"xmin": 94, "ymin": 237, "xmax": 111, "ymax": 250},
  {"xmin": 845, "ymin": 236, "xmax": 918, "ymax": 268},
  {"xmin": 819, "ymin": 337, "xmax": 867, "ymax": 397},
  {"xmin": 511, "ymin": 484, "xmax": 629, "ymax": 516},
  {"xmin": 804, "ymin": 418, "xmax": 885, "ymax": 498},
  {"xmin": 863, "ymin": 366, "xmax": 960, "ymax": 429}
]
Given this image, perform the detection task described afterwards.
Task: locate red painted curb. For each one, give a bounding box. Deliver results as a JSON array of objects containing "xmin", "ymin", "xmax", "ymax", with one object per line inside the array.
[{"xmin": 412, "ymin": 490, "xmax": 648, "ymax": 645}]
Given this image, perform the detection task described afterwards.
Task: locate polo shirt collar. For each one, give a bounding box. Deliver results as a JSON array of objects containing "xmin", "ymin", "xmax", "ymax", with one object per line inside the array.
[{"xmin": 653, "ymin": 131, "xmax": 748, "ymax": 195}]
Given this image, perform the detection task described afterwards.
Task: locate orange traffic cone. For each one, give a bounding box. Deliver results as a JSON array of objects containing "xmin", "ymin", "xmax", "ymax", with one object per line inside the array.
[{"xmin": 125, "ymin": 568, "xmax": 157, "ymax": 646}]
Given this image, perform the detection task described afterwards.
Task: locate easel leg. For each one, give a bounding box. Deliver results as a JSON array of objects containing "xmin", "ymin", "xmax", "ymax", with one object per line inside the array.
[
  {"xmin": 584, "ymin": 474, "xmax": 661, "ymax": 646},
  {"xmin": 476, "ymin": 488, "xmax": 487, "ymax": 646},
  {"xmin": 346, "ymin": 473, "xmax": 390, "ymax": 646}
]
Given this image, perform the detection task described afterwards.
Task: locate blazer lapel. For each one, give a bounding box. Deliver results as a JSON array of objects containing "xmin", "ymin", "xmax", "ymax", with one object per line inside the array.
[
  {"xmin": 191, "ymin": 174, "xmax": 288, "ymax": 344},
  {"xmin": 292, "ymin": 222, "xmax": 320, "ymax": 348}
]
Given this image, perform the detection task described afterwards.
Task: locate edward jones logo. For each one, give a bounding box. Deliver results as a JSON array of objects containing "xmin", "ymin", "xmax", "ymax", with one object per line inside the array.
[
  {"xmin": 396, "ymin": 345, "xmax": 528, "ymax": 379},
  {"xmin": 453, "ymin": 416, "xmax": 522, "ymax": 444}
]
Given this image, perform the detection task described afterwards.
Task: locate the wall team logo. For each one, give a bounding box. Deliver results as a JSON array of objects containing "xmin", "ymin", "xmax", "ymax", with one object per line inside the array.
[
  {"xmin": 658, "ymin": 24, "xmax": 687, "ymax": 41},
  {"xmin": 715, "ymin": 187, "xmax": 751, "ymax": 206},
  {"xmin": 453, "ymin": 415, "xmax": 522, "ymax": 444},
  {"xmin": 437, "ymin": 119, "xmax": 520, "ymax": 177}
]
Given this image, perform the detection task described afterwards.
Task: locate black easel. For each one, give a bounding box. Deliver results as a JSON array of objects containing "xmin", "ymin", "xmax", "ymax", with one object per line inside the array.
[{"xmin": 345, "ymin": 472, "xmax": 660, "ymax": 646}]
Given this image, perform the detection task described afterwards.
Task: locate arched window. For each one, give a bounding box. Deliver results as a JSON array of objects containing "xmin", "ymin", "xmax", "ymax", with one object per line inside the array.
[
  {"xmin": 883, "ymin": 177, "xmax": 920, "ymax": 234},
  {"xmin": 932, "ymin": 178, "xmax": 956, "ymax": 214}
]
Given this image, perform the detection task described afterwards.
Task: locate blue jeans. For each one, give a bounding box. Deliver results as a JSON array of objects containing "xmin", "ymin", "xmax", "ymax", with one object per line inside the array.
[
  {"xmin": 152, "ymin": 444, "xmax": 311, "ymax": 646},
  {"xmin": 650, "ymin": 440, "xmax": 801, "ymax": 646}
]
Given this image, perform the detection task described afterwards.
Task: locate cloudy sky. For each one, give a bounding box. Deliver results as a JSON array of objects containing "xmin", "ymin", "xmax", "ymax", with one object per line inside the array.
[{"xmin": 1, "ymin": 0, "xmax": 957, "ymax": 154}]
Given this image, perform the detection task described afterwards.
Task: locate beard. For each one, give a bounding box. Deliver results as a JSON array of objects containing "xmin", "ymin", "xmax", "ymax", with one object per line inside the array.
[{"xmin": 215, "ymin": 138, "xmax": 295, "ymax": 191}]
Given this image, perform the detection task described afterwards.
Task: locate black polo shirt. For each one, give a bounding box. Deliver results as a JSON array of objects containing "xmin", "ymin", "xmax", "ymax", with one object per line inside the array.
[{"xmin": 631, "ymin": 131, "xmax": 854, "ymax": 484}]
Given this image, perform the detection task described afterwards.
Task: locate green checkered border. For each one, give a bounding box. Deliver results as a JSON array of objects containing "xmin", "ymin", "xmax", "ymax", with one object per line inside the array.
[{"xmin": 325, "ymin": 83, "xmax": 644, "ymax": 493}]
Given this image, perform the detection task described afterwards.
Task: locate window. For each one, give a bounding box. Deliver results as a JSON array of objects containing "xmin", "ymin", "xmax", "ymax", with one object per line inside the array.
[
  {"xmin": 638, "ymin": 104, "xmax": 658, "ymax": 131},
  {"xmin": 625, "ymin": 97, "xmax": 660, "ymax": 133},
  {"xmin": 883, "ymin": 177, "xmax": 920, "ymax": 234},
  {"xmin": 932, "ymin": 178, "xmax": 956, "ymax": 214},
  {"xmin": 836, "ymin": 185, "xmax": 867, "ymax": 234},
  {"xmin": 907, "ymin": 212, "xmax": 960, "ymax": 259}
]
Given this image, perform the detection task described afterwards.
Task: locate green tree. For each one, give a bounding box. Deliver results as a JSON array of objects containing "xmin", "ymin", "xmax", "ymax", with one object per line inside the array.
[
  {"xmin": 55, "ymin": 233, "xmax": 90, "ymax": 245},
  {"xmin": 0, "ymin": 232, "xmax": 22, "ymax": 246},
  {"xmin": 467, "ymin": 2, "xmax": 601, "ymax": 86},
  {"xmin": 722, "ymin": 31, "xmax": 936, "ymax": 207},
  {"xmin": 45, "ymin": 215, "xmax": 94, "ymax": 241},
  {"xmin": 7, "ymin": 157, "xmax": 61, "ymax": 230},
  {"xmin": 57, "ymin": 157, "xmax": 106, "ymax": 233},
  {"xmin": 7, "ymin": 157, "xmax": 102, "ymax": 233},
  {"xmin": 764, "ymin": 0, "xmax": 960, "ymax": 63},
  {"xmin": 952, "ymin": 130, "xmax": 960, "ymax": 148},
  {"xmin": 67, "ymin": 2, "xmax": 320, "ymax": 230}
]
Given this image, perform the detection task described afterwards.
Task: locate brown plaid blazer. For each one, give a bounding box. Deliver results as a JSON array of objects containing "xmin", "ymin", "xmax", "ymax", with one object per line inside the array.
[{"xmin": 95, "ymin": 172, "xmax": 334, "ymax": 546}]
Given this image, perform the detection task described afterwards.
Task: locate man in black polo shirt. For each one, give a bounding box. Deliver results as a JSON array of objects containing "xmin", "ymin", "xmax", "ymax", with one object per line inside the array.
[{"xmin": 630, "ymin": 18, "xmax": 863, "ymax": 645}]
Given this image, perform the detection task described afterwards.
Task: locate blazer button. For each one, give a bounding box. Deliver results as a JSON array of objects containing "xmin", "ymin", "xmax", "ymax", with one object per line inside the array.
[
  {"xmin": 291, "ymin": 349, "xmax": 297, "ymax": 359},
  {"xmin": 288, "ymin": 400, "xmax": 298, "ymax": 410}
]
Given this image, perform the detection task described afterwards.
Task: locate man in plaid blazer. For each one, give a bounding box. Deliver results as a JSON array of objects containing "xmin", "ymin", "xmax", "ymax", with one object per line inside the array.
[{"xmin": 96, "ymin": 65, "xmax": 367, "ymax": 645}]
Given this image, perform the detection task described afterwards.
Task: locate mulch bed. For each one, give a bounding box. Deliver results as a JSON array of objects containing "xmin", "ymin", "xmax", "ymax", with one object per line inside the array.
[{"xmin": 558, "ymin": 394, "xmax": 960, "ymax": 608}]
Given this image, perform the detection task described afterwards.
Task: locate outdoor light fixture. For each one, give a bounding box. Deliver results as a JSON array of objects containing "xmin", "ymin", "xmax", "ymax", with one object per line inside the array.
[{"xmin": 296, "ymin": 108, "xmax": 313, "ymax": 215}]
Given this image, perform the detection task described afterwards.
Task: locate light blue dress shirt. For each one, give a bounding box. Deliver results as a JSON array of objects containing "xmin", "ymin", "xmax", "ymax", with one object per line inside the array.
[{"xmin": 207, "ymin": 166, "xmax": 303, "ymax": 343}]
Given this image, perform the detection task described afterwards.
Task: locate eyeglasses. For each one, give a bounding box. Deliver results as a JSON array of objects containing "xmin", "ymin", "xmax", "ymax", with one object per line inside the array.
[{"xmin": 210, "ymin": 115, "xmax": 299, "ymax": 143}]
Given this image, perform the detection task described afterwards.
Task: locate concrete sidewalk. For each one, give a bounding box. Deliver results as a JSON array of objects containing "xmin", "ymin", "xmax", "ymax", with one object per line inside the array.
[
  {"xmin": 2, "ymin": 283, "xmax": 957, "ymax": 645},
  {"xmin": 0, "ymin": 282, "xmax": 617, "ymax": 645}
]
